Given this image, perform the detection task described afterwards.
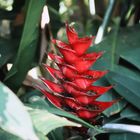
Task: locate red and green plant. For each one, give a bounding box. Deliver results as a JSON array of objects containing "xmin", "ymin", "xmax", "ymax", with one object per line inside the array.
[
  {"xmin": 0, "ymin": 0, "xmax": 140, "ymax": 140},
  {"xmin": 37, "ymin": 23, "xmax": 118, "ymax": 122}
]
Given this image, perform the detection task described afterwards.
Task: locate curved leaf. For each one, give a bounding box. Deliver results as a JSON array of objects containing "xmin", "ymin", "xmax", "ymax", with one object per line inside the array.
[
  {"xmin": 5, "ymin": 0, "xmax": 46, "ymax": 92},
  {"xmin": 107, "ymin": 71, "xmax": 140, "ymax": 110},
  {"xmin": 28, "ymin": 107, "xmax": 81, "ymax": 135},
  {"xmin": 120, "ymin": 106, "xmax": 140, "ymax": 122},
  {"xmin": 0, "ymin": 82, "xmax": 39, "ymax": 140},
  {"xmin": 121, "ymin": 47, "xmax": 140, "ymax": 70},
  {"xmin": 28, "ymin": 95, "xmax": 103, "ymax": 133}
]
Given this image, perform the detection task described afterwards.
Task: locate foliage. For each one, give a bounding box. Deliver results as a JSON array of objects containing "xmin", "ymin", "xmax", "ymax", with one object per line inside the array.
[
  {"xmin": 0, "ymin": 0, "xmax": 140, "ymax": 139},
  {"xmin": 4, "ymin": 0, "xmax": 46, "ymax": 92}
]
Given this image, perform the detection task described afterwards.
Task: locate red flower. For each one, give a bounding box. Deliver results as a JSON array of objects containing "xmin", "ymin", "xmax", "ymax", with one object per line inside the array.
[{"xmin": 37, "ymin": 23, "xmax": 118, "ymax": 121}]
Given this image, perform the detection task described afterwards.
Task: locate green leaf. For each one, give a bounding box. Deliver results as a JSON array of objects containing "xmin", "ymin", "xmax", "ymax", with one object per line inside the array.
[
  {"xmin": 5, "ymin": 0, "xmax": 46, "ymax": 92},
  {"xmin": 89, "ymin": 24, "xmax": 140, "ymax": 117},
  {"xmin": 102, "ymin": 64, "xmax": 140, "ymax": 116},
  {"xmin": 48, "ymin": 128, "xmax": 63, "ymax": 140},
  {"xmin": 110, "ymin": 132, "xmax": 140, "ymax": 140},
  {"xmin": 120, "ymin": 105, "xmax": 140, "ymax": 122},
  {"xmin": 91, "ymin": 24, "xmax": 140, "ymax": 71},
  {"xmin": 121, "ymin": 47, "xmax": 140, "ymax": 70},
  {"xmin": 117, "ymin": 24, "xmax": 140, "ymax": 54},
  {"xmin": 0, "ymin": 129, "xmax": 21, "ymax": 140},
  {"xmin": 27, "ymin": 95, "xmax": 103, "ymax": 133},
  {"xmin": 109, "ymin": 65, "xmax": 140, "ymax": 82},
  {"xmin": 0, "ymin": 82, "xmax": 39, "ymax": 140},
  {"xmin": 107, "ymin": 71, "xmax": 140, "ymax": 110},
  {"xmin": 28, "ymin": 107, "xmax": 81, "ymax": 135},
  {"xmin": 36, "ymin": 131, "xmax": 49, "ymax": 140}
]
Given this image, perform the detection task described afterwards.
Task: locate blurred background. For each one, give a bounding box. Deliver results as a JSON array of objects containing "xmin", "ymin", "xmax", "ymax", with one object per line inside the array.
[{"xmin": 0, "ymin": 0, "xmax": 140, "ymax": 140}]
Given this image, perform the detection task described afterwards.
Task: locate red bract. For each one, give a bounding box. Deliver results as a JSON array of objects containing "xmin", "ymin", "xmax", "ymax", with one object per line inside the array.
[{"xmin": 37, "ymin": 23, "xmax": 118, "ymax": 121}]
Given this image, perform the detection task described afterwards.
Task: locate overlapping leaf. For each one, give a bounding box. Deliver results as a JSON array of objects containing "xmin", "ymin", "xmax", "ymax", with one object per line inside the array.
[
  {"xmin": 0, "ymin": 82, "xmax": 39, "ymax": 140},
  {"xmin": 5, "ymin": 0, "xmax": 46, "ymax": 92}
]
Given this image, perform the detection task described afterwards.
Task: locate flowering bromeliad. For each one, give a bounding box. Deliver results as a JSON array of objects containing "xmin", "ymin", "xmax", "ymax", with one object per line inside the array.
[{"xmin": 37, "ymin": 23, "xmax": 117, "ymax": 121}]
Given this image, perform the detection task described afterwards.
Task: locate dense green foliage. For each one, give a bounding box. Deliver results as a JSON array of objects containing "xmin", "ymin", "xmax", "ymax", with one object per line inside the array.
[{"xmin": 0, "ymin": 0, "xmax": 140, "ymax": 139}]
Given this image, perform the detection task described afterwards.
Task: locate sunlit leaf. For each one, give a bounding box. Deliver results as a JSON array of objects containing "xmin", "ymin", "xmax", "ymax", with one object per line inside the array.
[
  {"xmin": 28, "ymin": 95, "xmax": 103, "ymax": 133},
  {"xmin": 0, "ymin": 82, "xmax": 39, "ymax": 140},
  {"xmin": 28, "ymin": 107, "xmax": 81, "ymax": 135}
]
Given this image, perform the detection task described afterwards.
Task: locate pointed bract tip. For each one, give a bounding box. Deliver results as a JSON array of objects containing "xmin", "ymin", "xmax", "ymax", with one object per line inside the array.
[{"xmin": 51, "ymin": 38, "xmax": 56, "ymax": 44}]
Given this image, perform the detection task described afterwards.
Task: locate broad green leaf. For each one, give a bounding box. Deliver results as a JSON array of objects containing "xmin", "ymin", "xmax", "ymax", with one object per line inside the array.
[
  {"xmin": 0, "ymin": 129, "xmax": 21, "ymax": 140},
  {"xmin": 5, "ymin": 0, "xmax": 46, "ymax": 92},
  {"xmin": 28, "ymin": 107, "xmax": 81, "ymax": 135},
  {"xmin": 120, "ymin": 105, "xmax": 140, "ymax": 122},
  {"xmin": 89, "ymin": 24, "xmax": 140, "ymax": 117},
  {"xmin": 121, "ymin": 47, "xmax": 140, "ymax": 70},
  {"xmin": 27, "ymin": 95, "xmax": 103, "ymax": 133},
  {"xmin": 117, "ymin": 24, "xmax": 140, "ymax": 53},
  {"xmin": 110, "ymin": 132, "xmax": 140, "ymax": 140},
  {"xmin": 109, "ymin": 65, "xmax": 140, "ymax": 82},
  {"xmin": 0, "ymin": 82, "xmax": 39, "ymax": 140},
  {"xmin": 107, "ymin": 71, "xmax": 140, "ymax": 110},
  {"xmin": 91, "ymin": 24, "xmax": 140, "ymax": 70},
  {"xmin": 100, "ymin": 64, "xmax": 140, "ymax": 116},
  {"xmin": 48, "ymin": 128, "xmax": 64, "ymax": 140},
  {"xmin": 36, "ymin": 131, "xmax": 49, "ymax": 140},
  {"xmin": 101, "ymin": 64, "xmax": 140, "ymax": 116}
]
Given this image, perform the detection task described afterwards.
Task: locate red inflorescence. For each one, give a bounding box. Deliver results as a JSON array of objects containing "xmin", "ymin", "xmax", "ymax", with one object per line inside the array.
[{"xmin": 37, "ymin": 23, "xmax": 117, "ymax": 121}]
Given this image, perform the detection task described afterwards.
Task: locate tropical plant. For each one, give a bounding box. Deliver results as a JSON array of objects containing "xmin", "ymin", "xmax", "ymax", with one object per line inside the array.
[
  {"xmin": 37, "ymin": 23, "xmax": 118, "ymax": 122},
  {"xmin": 0, "ymin": 0, "xmax": 140, "ymax": 140}
]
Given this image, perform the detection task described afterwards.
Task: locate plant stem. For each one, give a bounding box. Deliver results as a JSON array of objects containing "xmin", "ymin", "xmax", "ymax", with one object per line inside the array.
[{"xmin": 95, "ymin": 0, "xmax": 116, "ymax": 44}]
